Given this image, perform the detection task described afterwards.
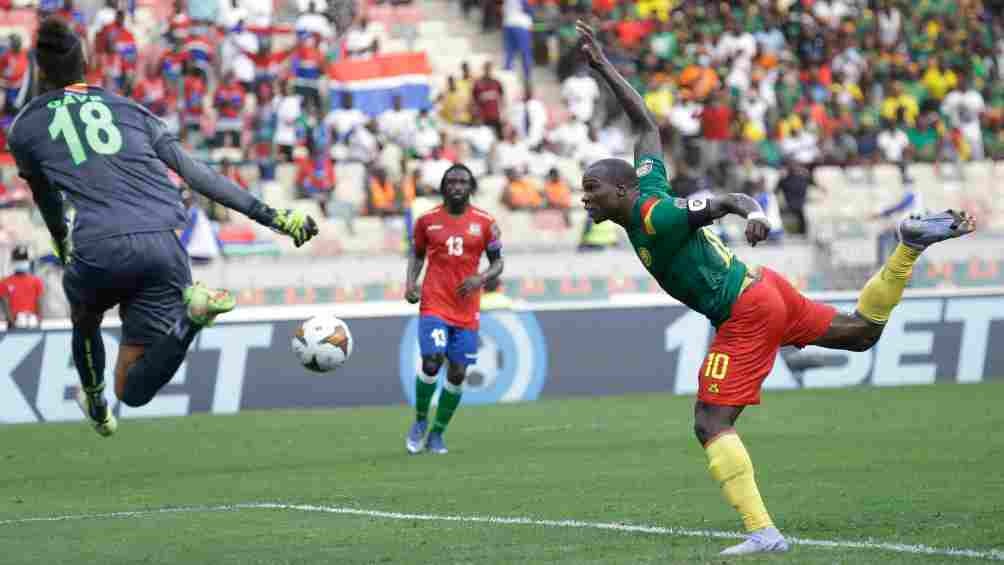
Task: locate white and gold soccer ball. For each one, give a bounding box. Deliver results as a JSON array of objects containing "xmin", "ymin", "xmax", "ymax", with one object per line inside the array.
[{"xmin": 292, "ymin": 314, "xmax": 354, "ymax": 372}]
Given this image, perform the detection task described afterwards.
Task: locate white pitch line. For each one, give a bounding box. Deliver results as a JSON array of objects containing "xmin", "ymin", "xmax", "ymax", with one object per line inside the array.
[{"xmin": 1, "ymin": 502, "xmax": 1001, "ymax": 561}]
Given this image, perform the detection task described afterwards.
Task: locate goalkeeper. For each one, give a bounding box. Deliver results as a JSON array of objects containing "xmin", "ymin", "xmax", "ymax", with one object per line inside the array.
[{"xmin": 8, "ymin": 17, "xmax": 318, "ymax": 437}]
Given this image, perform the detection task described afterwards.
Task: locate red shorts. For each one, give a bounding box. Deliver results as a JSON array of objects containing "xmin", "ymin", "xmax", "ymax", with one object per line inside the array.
[{"xmin": 697, "ymin": 267, "xmax": 837, "ymax": 406}]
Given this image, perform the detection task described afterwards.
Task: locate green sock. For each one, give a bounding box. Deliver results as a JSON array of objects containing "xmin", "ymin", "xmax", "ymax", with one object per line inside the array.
[
  {"xmin": 415, "ymin": 374, "xmax": 437, "ymax": 421},
  {"xmin": 431, "ymin": 381, "xmax": 462, "ymax": 434}
]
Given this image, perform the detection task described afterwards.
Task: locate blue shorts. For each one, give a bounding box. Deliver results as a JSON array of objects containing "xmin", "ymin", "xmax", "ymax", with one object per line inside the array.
[
  {"xmin": 418, "ymin": 315, "xmax": 478, "ymax": 366},
  {"xmin": 63, "ymin": 231, "xmax": 192, "ymax": 345}
]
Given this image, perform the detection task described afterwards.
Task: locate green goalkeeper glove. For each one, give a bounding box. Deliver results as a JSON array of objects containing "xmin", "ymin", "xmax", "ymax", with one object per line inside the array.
[
  {"xmin": 270, "ymin": 208, "xmax": 319, "ymax": 247},
  {"xmin": 51, "ymin": 235, "xmax": 70, "ymax": 264}
]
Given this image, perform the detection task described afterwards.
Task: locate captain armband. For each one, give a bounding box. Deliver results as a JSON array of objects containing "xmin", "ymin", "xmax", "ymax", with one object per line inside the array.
[
  {"xmin": 674, "ymin": 197, "xmax": 713, "ymax": 229},
  {"xmin": 486, "ymin": 244, "xmax": 503, "ymax": 262}
]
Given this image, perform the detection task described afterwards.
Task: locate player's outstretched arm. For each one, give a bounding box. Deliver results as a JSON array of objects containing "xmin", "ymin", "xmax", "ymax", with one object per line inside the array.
[
  {"xmin": 152, "ymin": 129, "xmax": 318, "ymax": 247},
  {"xmin": 706, "ymin": 193, "xmax": 771, "ymax": 246},
  {"xmin": 576, "ymin": 20, "xmax": 661, "ymax": 161}
]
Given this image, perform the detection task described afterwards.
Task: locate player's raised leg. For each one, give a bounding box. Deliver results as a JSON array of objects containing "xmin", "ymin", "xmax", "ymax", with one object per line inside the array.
[
  {"xmin": 115, "ymin": 233, "xmax": 234, "ymax": 408},
  {"xmin": 812, "ymin": 210, "xmax": 975, "ymax": 351},
  {"xmin": 117, "ymin": 281, "xmax": 234, "ymax": 407}
]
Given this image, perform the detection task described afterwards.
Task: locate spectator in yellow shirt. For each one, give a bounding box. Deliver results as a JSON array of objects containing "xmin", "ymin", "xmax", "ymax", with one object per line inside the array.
[
  {"xmin": 644, "ymin": 75, "xmax": 674, "ymax": 122},
  {"xmin": 921, "ymin": 56, "xmax": 957, "ymax": 102},
  {"xmin": 437, "ymin": 75, "xmax": 471, "ymax": 125},
  {"xmin": 881, "ymin": 81, "xmax": 919, "ymax": 126},
  {"xmin": 637, "ymin": 0, "xmax": 674, "ymax": 22}
]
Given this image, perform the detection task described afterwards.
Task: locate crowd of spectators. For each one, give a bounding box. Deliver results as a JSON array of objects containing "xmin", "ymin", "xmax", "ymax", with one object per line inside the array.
[
  {"xmin": 531, "ymin": 0, "xmax": 1004, "ymax": 236},
  {"xmin": 3, "ymin": 0, "xmax": 1003, "ymax": 259}
]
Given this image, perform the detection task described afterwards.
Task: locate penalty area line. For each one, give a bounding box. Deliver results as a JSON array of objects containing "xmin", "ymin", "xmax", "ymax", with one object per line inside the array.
[{"xmin": 1, "ymin": 502, "xmax": 1001, "ymax": 561}]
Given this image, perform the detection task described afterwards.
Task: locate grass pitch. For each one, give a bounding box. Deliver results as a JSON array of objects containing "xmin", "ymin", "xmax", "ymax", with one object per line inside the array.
[{"xmin": 1, "ymin": 383, "xmax": 1002, "ymax": 564}]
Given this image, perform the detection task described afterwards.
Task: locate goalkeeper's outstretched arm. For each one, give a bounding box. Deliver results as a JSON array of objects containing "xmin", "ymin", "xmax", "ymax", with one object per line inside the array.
[{"xmin": 151, "ymin": 122, "xmax": 318, "ymax": 247}]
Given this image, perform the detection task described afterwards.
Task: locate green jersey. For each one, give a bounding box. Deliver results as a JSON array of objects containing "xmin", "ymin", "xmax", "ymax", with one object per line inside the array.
[{"xmin": 627, "ymin": 155, "xmax": 749, "ymax": 326}]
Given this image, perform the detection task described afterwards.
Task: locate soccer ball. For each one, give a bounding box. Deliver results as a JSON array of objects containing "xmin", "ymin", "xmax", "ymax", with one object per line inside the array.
[{"xmin": 292, "ymin": 314, "xmax": 354, "ymax": 372}]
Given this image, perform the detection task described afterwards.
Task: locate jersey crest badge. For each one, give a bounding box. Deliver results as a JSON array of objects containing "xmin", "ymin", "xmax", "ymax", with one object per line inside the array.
[
  {"xmin": 688, "ymin": 199, "xmax": 708, "ymax": 211},
  {"xmin": 468, "ymin": 223, "xmax": 482, "ymax": 236},
  {"xmin": 638, "ymin": 247, "xmax": 653, "ymax": 268},
  {"xmin": 636, "ymin": 160, "xmax": 653, "ymax": 177}
]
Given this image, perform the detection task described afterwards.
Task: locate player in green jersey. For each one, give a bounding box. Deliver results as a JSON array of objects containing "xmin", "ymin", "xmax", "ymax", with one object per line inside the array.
[{"xmin": 576, "ymin": 21, "xmax": 975, "ymax": 556}]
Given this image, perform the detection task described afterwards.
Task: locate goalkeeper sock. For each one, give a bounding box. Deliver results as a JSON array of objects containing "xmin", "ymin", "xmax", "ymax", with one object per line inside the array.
[
  {"xmin": 121, "ymin": 316, "xmax": 199, "ymax": 407},
  {"xmin": 705, "ymin": 431, "xmax": 774, "ymax": 533},
  {"xmin": 71, "ymin": 324, "xmax": 106, "ymax": 400},
  {"xmin": 415, "ymin": 372, "xmax": 437, "ymax": 421},
  {"xmin": 431, "ymin": 381, "xmax": 462, "ymax": 435},
  {"xmin": 855, "ymin": 243, "xmax": 920, "ymax": 324}
]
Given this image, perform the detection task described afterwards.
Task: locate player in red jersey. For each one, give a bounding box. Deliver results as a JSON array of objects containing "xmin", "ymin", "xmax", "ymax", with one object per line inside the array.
[{"xmin": 404, "ymin": 164, "xmax": 504, "ymax": 454}]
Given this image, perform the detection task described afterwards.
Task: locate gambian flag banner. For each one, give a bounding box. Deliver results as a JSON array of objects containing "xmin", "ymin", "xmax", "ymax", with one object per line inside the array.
[{"xmin": 327, "ymin": 52, "xmax": 432, "ymax": 117}]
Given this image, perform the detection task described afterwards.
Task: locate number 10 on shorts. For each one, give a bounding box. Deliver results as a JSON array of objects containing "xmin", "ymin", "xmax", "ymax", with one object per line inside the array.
[
  {"xmin": 703, "ymin": 352, "xmax": 730, "ymax": 394},
  {"xmin": 704, "ymin": 352, "xmax": 730, "ymax": 380}
]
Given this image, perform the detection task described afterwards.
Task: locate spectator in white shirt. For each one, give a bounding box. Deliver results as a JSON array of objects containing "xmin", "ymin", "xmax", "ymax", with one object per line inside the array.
[
  {"xmin": 458, "ymin": 115, "xmax": 497, "ymax": 158},
  {"xmin": 296, "ymin": 1, "xmax": 333, "ymax": 40},
  {"xmin": 274, "ymin": 81, "xmax": 302, "ymax": 162},
  {"xmin": 324, "ymin": 92, "xmax": 369, "ymax": 143},
  {"xmin": 347, "ymin": 121, "xmax": 380, "ymax": 164},
  {"xmin": 412, "ymin": 109, "xmax": 443, "ymax": 159},
  {"xmin": 561, "ymin": 66, "xmax": 600, "ymax": 125},
  {"xmin": 877, "ymin": 5, "xmax": 901, "ymax": 48},
  {"xmin": 831, "ymin": 38, "xmax": 867, "ymax": 84},
  {"xmin": 492, "ymin": 125, "xmax": 533, "ymax": 175},
  {"xmin": 345, "ymin": 15, "xmax": 379, "ymax": 59},
  {"xmin": 668, "ymin": 91, "xmax": 702, "ymax": 161},
  {"xmin": 377, "ymin": 95, "xmax": 417, "ymax": 148},
  {"xmin": 877, "ymin": 119, "xmax": 913, "ymax": 184},
  {"xmin": 754, "ymin": 15, "xmax": 786, "ymax": 55},
  {"xmin": 715, "ymin": 20, "xmax": 756, "ymax": 66},
  {"xmin": 813, "ymin": 0, "xmax": 853, "ymax": 29},
  {"xmin": 297, "ymin": 0, "xmax": 326, "ymax": 12},
  {"xmin": 597, "ymin": 123, "xmax": 627, "ymax": 157},
  {"xmin": 377, "ymin": 140, "xmax": 405, "ymax": 184},
  {"xmin": 418, "ymin": 150, "xmax": 455, "ymax": 192},
  {"xmin": 780, "ymin": 122, "xmax": 821, "ymax": 167},
  {"xmin": 572, "ymin": 126, "xmax": 612, "ymax": 170},
  {"xmin": 547, "ymin": 118, "xmax": 589, "ymax": 157},
  {"xmin": 941, "ymin": 76, "xmax": 986, "ymax": 160},
  {"xmin": 508, "ymin": 87, "xmax": 548, "ymax": 149}
]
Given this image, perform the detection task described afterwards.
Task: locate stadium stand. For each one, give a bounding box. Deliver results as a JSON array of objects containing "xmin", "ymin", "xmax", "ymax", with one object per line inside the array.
[{"xmin": 1, "ymin": 0, "xmax": 1003, "ymax": 310}]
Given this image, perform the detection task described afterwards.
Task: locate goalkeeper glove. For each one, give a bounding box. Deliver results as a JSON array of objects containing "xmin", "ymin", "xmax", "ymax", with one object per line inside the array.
[
  {"xmin": 51, "ymin": 234, "xmax": 70, "ymax": 264},
  {"xmin": 270, "ymin": 208, "xmax": 319, "ymax": 247}
]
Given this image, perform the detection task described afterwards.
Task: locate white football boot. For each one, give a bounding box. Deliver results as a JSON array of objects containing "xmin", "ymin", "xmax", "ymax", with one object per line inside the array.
[{"xmin": 720, "ymin": 526, "xmax": 790, "ymax": 556}]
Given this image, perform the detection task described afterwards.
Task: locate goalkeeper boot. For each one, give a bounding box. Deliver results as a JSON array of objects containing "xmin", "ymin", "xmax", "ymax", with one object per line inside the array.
[
  {"xmin": 426, "ymin": 431, "xmax": 448, "ymax": 455},
  {"xmin": 74, "ymin": 388, "xmax": 117, "ymax": 437},
  {"xmin": 898, "ymin": 210, "xmax": 975, "ymax": 251},
  {"xmin": 719, "ymin": 526, "xmax": 790, "ymax": 556},
  {"xmin": 184, "ymin": 282, "xmax": 236, "ymax": 326},
  {"xmin": 406, "ymin": 419, "xmax": 428, "ymax": 455}
]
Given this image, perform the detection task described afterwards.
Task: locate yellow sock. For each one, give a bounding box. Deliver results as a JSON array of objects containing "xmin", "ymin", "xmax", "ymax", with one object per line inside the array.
[
  {"xmin": 855, "ymin": 243, "xmax": 922, "ymax": 324},
  {"xmin": 705, "ymin": 432, "xmax": 773, "ymax": 532}
]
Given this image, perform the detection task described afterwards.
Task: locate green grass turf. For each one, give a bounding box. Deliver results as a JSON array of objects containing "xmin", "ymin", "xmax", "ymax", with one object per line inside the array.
[{"xmin": 1, "ymin": 382, "xmax": 1002, "ymax": 564}]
